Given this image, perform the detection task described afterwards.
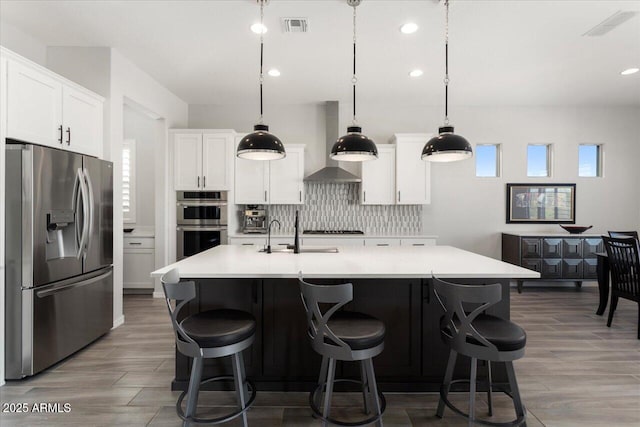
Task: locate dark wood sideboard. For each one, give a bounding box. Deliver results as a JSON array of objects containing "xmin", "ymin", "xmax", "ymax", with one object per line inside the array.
[{"xmin": 502, "ymin": 232, "xmax": 603, "ymax": 293}]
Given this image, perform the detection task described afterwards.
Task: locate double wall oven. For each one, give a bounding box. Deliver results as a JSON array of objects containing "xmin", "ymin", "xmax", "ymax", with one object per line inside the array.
[{"xmin": 176, "ymin": 191, "xmax": 228, "ymax": 260}]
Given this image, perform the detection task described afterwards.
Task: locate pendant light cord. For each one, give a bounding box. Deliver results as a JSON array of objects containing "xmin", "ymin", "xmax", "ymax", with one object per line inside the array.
[
  {"xmin": 259, "ymin": 0, "xmax": 265, "ymax": 124},
  {"xmin": 352, "ymin": 4, "xmax": 357, "ymax": 125},
  {"xmin": 444, "ymin": 0, "xmax": 450, "ymax": 126}
]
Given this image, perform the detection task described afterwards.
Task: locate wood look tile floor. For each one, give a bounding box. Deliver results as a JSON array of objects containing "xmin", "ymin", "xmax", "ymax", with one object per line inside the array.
[{"xmin": 1, "ymin": 285, "xmax": 639, "ymax": 426}]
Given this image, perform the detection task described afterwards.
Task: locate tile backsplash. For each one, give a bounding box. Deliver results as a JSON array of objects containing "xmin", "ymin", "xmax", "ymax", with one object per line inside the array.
[{"xmin": 266, "ymin": 183, "xmax": 422, "ymax": 235}]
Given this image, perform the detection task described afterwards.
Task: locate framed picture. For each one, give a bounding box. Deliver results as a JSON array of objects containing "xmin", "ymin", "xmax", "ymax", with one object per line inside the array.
[{"xmin": 506, "ymin": 183, "xmax": 576, "ymax": 224}]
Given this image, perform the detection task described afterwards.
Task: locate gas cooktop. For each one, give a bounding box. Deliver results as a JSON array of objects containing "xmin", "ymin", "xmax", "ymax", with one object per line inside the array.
[{"xmin": 303, "ymin": 230, "xmax": 364, "ymax": 235}]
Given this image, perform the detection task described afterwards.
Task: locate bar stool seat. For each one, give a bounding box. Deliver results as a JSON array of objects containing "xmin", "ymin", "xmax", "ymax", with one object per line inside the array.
[
  {"xmin": 181, "ymin": 309, "xmax": 256, "ymax": 348},
  {"xmin": 441, "ymin": 314, "xmax": 526, "ymax": 352},
  {"xmin": 327, "ymin": 311, "xmax": 386, "ymax": 350}
]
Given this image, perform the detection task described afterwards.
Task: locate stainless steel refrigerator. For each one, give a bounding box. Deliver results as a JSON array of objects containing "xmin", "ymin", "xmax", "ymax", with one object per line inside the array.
[{"xmin": 5, "ymin": 143, "xmax": 113, "ymax": 379}]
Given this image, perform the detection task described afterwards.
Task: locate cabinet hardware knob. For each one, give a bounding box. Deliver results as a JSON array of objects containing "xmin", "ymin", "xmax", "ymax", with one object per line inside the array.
[
  {"xmin": 58, "ymin": 125, "xmax": 63, "ymax": 144},
  {"xmin": 299, "ymin": 190, "xmax": 302, "ymax": 202},
  {"xmin": 398, "ymin": 191, "xmax": 401, "ymax": 202},
  {"xmin": 197, "ymin": 176, "xmax": 200, "ymax": 188},
  {"xmin": 66, "ymin": 127, "xmax": 71, "ymax": 145},
  {"xmin": 264, "ymin": 190, "xmax": 267, "ymax": 202},
  {"xmin": 129, "ymin": 242, "xmax": 142, "ymax": 245},
  {"xmin": 203, "ymin": 176, "xmax": 206, "ymax": 188},
  {"xmin": 363, "ymin": 191, "xmax": 366, "ymax": 202}
]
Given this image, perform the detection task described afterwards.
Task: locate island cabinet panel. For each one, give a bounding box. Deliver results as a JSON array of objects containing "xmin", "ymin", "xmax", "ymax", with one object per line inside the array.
[
  {"xmin": 422, "ymin": 278, "xmax": 510, "ymax": 389},
  {"xmin": 262, "ymin": 279, "xmax": 328, "ymax": 380},
  {"xmin": 175, "ymin": 279, "xmax": 263, "ymax": 386}
]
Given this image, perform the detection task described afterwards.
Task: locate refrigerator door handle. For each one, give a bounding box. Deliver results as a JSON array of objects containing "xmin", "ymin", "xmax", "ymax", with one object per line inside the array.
[
  {"xmin": 36, "ymin": 269, "xmax": 112, "ymax": 298},
  {"xmin": 83, "ymin": 168, "xmax": 95, "ymax": 255},
  {"xmin": 75, "ymin": 168, "xmax": 90, "ymax": 259},
  {"xmin": 73, "ymin": 170, "xmax": 82, "ymax": 255}
]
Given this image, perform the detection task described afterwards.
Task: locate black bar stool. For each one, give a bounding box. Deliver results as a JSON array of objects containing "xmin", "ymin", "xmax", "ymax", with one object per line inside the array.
[
  {"xmin": 299, "ymin": 273, "xmax": 386, "ymax": 427},
  {"xmin": 432, "ymin": 276, "xmax": 527, "ymax": 427},
  {"xmin": 161, "ymin": 268, "xmax": 257, "ymax": 427}
]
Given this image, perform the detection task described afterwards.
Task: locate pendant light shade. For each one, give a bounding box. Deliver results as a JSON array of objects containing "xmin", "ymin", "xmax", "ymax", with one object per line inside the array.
[
  {"xmin": 332, "ymin": 0, "xmax": 378, "ymax": 162},
  {"xmin": 237, "ymin": 0, "xmax": 285, "ymax": 161},
  {"xmin": 422, "ymin": 126, "xmax": 472, "ymax": 162},
  {"xmin": 422, "ymin": 0, "xmax": 472, "ymax": 163},
  {"xmin": 237, "ymin": 124, "xmax": 285, "ymax": 160},
  {"xmin": 331, "ymin": 126, "xmax": 378, "ymax": 162}
]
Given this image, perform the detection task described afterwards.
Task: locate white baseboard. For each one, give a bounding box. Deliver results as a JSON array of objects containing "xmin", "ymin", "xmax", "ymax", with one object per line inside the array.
[
  {"xmin": 112, "ymin": 315, "xmax": 125, "ymax": 329},
  {"xmin": 153, "ymin": 291, "xmax": 164, "ymax": 299}
]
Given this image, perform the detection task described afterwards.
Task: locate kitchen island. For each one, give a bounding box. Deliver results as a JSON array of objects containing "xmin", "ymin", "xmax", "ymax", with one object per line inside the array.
[{"xmin": 152, "ymin": 245, "xmax": 538, "ymax": 392}]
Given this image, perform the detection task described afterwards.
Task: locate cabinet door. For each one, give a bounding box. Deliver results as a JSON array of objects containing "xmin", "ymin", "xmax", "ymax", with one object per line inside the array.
[
  {"xmin": 400, "ymin": 238, "xmax": 436, "ymax": 247},
  {"xmin": 522, "ymin": 259, "xmax": 542, "ymax": 274},
  {"xmin": 174, "ymin": 133, "xmax": 203, "ymax": 190},
  {"xmin": 361, "ymin": 145, "xmax": 395, "ymax": 205},
  {"xmin": 62, "ymin": 85, "xmax": 103, "ymax": 157},
  {"xmin": 395, "ymin": 138, "xmax": 430, "ymax": 204},
  {"xmin": 543, "ymin": 238, "xmax": 562, "ymax": 258},
  {"xmin": 7, "ymin": 60, "xmax": 63, "ymax": 148},
  {"xmin": 521, "ymin": 238, "xmax": 542, "ymax": 258},
  {"xmin": 235, "ymin": 136, "xmax": 269, "ymax": 204},
  {"xmin": 562, "ymin": 259, "xmax": 583, "ymax": 279},
  {"xmin": 562, "ymin": 238, "xmax": 583, "ymax": 259},
  {"xmin": 541, "ymin": 259, "xmax": 562, "ymax": 279},
  {"xmin": 364, "ymin": 238, "xmax": 400, "ymax": 247},
  {"xmin": 583, "ymin": 238, "xmax": 603, "ymax": 258},
  {"xmin": 583, "ymin": 258, "xmax": 598, "ymax": 279},
  {"xmin": 202, "ymin": 133, "xmax": 232, "ymax": 190},
  {"xmin": 269, "ymin": 146, "xmax": 304, "ymax": 204},
  {"xmin": 123, "ymin": 249, "xmax": 155, "ymax": 289}
]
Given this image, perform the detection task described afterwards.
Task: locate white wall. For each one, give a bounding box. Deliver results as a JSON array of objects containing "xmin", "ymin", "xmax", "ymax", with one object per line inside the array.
[
  {"xmin": 123, "ymin": 104, "xmax": 157, "ymax": 228},
  {"xmin": 0, "ymin": 21, "xmax": 46, "ymax": 66},
  {"xmin": 190, "ymin": 103, "xmax": 640, "ymax": 259}
]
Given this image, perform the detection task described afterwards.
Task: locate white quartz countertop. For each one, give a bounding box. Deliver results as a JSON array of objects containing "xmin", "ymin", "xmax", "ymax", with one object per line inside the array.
[
  {"xmin": 151, "ymin": 245, "xmax": 539, "ymax": 280},
  {"xmin": 229, "ymin": 233, "xmax": 438, "ymax": 239},
  {"xmin": 503, "ymin": 232, "xmax": 604, "ymax": 237}
]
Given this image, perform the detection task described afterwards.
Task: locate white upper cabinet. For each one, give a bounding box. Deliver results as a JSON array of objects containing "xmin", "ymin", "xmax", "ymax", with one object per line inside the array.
[
  {"xmin": 361, "ymin": 144, "xmax": 396, "ymax": 205},
  {"xmin": 174, "ymin": 133, "xmax": 203, "ymax": 190},
  {"xmin": 4, "ymin": 49, "xmax": 104, "ymax": 158},
  {"xmin": 393, "ymin": 134, "xmax": 431, "ymax": 205},
  {"xmin": 62, "ymin": 85, "xmax": 103, "ymax": 157},
  {"xmin": 7, "ymin": 59, "xmax": 63, "ymax": 148},
  {"xmin": 173, "ymin": 131, "xmax": 233, "ymax": 191},
  {"xmin": 235, "ymin": 137, "xmax": 305, "ymax": 205},
  {"xmin": 269, "ymin": 145, "xmax": 304, "ymax": 205}
]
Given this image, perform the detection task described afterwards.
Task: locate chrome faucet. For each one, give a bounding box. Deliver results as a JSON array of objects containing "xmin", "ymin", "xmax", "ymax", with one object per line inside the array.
[{"xmin": 266, "ymin": 219, "xmax": 281, "ymax": 254}]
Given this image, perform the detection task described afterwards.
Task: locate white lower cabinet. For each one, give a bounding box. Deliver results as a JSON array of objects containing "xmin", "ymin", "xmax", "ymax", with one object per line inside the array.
[
  {"xmin": 305, "ymin": 238, "xmax": 365, "ymax": 247},
  {"xmin": 123, "ymin": 236, "xmax": 155, "ymax": 289},
  {"xmin": 228, "ymin": 236, "xmax": 267, "ymax": 247},
  {"xmin": 400, "ymin": 238, "xmax": 436, "ymax": 247}
]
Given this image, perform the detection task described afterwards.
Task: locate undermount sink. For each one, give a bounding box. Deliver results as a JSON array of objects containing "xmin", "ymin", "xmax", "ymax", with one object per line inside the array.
[{"xmin": 259, "ymin": 247, "xmax": 339, "ymax": 254}]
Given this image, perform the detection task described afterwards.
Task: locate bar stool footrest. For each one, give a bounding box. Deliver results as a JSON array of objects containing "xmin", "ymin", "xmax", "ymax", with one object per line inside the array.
[
  {"xmin": 439, "ymin": 379, "xmax": 526, "ymax": 427},
  {"xmin": 176, "ymin": 375, "xmax": 256, "ymax": 425},
  {"xmin": 309, "ymin": 378, "xmax": 386, "ymax": 427}
]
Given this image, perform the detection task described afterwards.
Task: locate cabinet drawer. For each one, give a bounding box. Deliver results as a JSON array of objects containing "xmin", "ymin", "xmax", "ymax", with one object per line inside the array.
[
  {"xmin": 364, "ymin": 238, "xmax": 400, "ymax": 247},
  {"xmin": 521, "ymin": 238, "xmax": 542, "ymax": 258},
  {"xmin": 562, "ymin": 238, "xmax": 583, "ymax": 259},
  {"xmin": 124, "ymin": 237, "xmax": 155, "ymax": 249},
  {"xmin": 228, "ymin": 237, "xmax": 267, "ymax": 247},
  {"xmin": 521, "ymin": 259, "xmax": 542, "ymax": 274},
  {"xmin": 562, "ymin": 259, "xmax": 583, "ymax": 279},
  {"xmin": 583, "ymin": 258, "xmax": 598, "ymax": 279},
  {"xmin": 400, "ymin": 238, "xmax": 436, "ymax": 247},
  {"xmin": 543, "ymin": 238, "xmax": 562, "ymax": 258}
]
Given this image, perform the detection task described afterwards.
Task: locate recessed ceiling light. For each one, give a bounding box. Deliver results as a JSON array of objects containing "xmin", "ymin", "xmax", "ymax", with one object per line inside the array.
[
  {"xmin": 268, "ymin": 69, "xmax": 281, "ymax": 77},
  {"xmin": 251, "ymin": 23, "xmax": 268, "ymax": 34},
  {"xmin": 400, "ymin": 23, "xmax": 419, "ymax": 34},
  {"xmin": 409, "ymin": 69, "xmax": 424, "ymax": 78},
  {"xmin": 621, "ymin": 67, "xmax": 639, "ymax": 75}
]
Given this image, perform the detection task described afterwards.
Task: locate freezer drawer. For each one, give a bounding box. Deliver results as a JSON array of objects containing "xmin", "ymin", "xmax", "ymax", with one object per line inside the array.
[{"xmin": 7, "ymin": 267, "xmax": 113, "ymax": 378}]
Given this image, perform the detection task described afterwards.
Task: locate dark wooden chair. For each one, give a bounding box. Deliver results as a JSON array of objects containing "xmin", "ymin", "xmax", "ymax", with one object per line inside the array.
[
  {"xmin": 608, "ymin": 231, "xmax": 639, "ymax": 239},
  {"xmin": 602, "ymin": 237, "xmax": 640, "ymax": 339}
]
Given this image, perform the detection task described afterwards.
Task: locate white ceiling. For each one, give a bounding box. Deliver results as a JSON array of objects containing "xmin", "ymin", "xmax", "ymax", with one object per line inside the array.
[{"xmin": 1, "ymin": 0, "xmax": 639, "ymax": 106}]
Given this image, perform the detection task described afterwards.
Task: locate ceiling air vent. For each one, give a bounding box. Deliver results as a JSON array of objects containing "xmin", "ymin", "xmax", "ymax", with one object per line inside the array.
[
  {"xmin": 583, "ymin": 10, "xmax": 637, "ymax": 36},
  {"xmin": 282, "ymin": 17, "xmax": 309, "ymax": 33}
]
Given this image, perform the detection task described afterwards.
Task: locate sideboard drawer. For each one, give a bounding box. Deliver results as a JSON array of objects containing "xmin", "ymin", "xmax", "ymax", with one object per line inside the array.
[
  {"xmin": 543, "ymin": 238, "xmax": 562, "ymax": 258},
  {"xmin": 541, "ymin": 259, "xmax": 562, "ymax": 279},
  {"xmin": 562, "ymin": 238, "xmax": 583, "ymax": 259},
  {"xmin": 562, "ymin": 259, "xmax": 583, "ymax": 279},
  {"xmin": 521, "ymin": 238, "xmax": 542, "ymax": 258}
]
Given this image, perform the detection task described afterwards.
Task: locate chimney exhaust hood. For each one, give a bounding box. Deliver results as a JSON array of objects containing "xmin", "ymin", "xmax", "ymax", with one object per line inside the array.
[{"xmin": 304, "ymin": 101, "xmax": 361, "ymax": 183}]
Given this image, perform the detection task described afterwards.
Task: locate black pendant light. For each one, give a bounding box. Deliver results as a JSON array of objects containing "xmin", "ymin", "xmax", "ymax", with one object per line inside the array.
[
  {"xmin": 422, "ymin": 0, "xmax": 472, "ymax": 163},
  {"xmin": 237, "ymin": 0, "xmax": 285, "ymax": 161},
  {"xmin": 330, "ymin": 0, "xmax": 378, "ymax": 162}
]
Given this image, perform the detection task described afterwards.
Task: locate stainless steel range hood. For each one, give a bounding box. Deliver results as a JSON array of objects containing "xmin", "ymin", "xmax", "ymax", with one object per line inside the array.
[{"xmin": 304, "ymin": 101, "xmax": 361, "ymax": 183}]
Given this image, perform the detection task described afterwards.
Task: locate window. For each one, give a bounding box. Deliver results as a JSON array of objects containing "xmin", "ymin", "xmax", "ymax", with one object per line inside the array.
[
  {"xmin": 527, "ymin": 144, "xmax": 551, "ymax": 177},
  {"xmin": 475, "ymin": 144, "xmax": 501, "ymax": 177},
  {"xmin": 579, "ymin": 144, "xmax": 602, "ymax": 177},
  {"xmin": 122, "ymin": 139, "xmax": 136, "ymax": 223}
]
